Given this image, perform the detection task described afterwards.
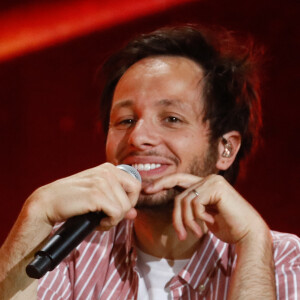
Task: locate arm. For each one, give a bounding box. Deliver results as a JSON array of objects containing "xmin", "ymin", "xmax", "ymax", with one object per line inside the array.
[
  {"xmin": 0, "ymin": 163, "xmax": 141, "ymax": 300},
  {"xmin": 228, "ymin": 220, "xmax": 275, "ymax": 299},
  {"xmin": 145, "ymin": 173, "xmax": 276, "ymax": 299},
  {"xmin": 0, "ymin": 196, "xmax": 51, "ymax": 300}
]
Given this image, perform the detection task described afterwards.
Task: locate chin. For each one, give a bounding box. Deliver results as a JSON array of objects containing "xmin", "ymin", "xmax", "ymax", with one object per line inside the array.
[{"xmin": 136, "ymin": 188, "xmax": 181, "ymax": 209}]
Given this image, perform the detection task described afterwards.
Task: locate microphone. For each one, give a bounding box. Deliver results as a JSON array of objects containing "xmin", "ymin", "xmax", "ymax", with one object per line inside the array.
[{"xmin": 26, "ymin": 164, "xmax": 141, "ymax": 279}]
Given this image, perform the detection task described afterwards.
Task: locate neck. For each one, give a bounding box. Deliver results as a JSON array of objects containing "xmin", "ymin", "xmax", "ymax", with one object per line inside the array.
[{"xmin": 134, "ymin": 206, "xmax": 206, "ymax": 260}]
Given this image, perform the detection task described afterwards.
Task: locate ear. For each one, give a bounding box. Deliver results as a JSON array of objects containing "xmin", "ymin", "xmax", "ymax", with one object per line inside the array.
[{"xmin": 215, "ymin": 131, "xmax": 241, "ymax": 171}]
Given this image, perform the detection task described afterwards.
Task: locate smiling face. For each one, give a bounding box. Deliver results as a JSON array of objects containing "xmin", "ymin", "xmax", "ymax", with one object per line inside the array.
[{"xmin": 106, "ymin": 56, "xmax": 219, "ymax": 207}]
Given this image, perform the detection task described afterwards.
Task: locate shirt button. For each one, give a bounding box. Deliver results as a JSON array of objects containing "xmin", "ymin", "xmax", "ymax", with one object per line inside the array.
[{"xmin": 198, "ymin": 284, "xmax": 205, "ymax": 294}]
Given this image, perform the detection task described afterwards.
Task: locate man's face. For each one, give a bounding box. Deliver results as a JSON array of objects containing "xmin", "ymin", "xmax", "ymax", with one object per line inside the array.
[{"xmin": 106, "ymin": 56, "xmax": 218, "ymax": 207}]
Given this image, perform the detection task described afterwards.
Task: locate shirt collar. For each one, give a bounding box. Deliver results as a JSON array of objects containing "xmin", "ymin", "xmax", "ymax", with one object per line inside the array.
[
  {"xmin": 120, "ymin": 220, "xmax": 236, "ymax": 295},
  {"xmin": 170, "ymin": 232, "xmax": 236, "ymax": 295}
]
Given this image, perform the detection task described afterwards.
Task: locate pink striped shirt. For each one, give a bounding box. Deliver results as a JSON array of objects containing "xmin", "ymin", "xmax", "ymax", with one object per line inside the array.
[{"xmin": 38, "ymin": 220, "xmax": 300, "ymax": 299}]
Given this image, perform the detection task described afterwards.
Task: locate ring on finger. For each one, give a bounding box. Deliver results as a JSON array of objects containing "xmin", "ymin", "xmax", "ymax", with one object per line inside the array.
[{"xmin": 192, "ymin": 189, "xmax": 200, "ymax": 197}]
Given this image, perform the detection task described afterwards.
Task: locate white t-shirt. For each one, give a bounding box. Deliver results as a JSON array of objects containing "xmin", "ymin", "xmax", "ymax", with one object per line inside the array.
[{"xmin": 136, "ymin": 248, "xmax": 189, "ymax": 300}]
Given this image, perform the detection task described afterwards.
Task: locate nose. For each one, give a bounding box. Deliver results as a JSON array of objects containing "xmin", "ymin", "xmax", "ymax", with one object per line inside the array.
[{"xmin": 128, "ymin": 119, "xmax": 160, "ymax": 150}]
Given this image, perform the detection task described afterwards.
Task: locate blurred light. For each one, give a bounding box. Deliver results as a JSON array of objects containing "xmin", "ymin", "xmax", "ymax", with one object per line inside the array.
[{"xmin": 0, "ymin": 0, "xmax": 197, "ymax": 62}]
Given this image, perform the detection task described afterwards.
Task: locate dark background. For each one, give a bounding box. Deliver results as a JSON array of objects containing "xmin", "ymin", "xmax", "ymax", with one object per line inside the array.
[{"xmin": 0, "ymin": 0, "xmax": 299, "ymax": 244}]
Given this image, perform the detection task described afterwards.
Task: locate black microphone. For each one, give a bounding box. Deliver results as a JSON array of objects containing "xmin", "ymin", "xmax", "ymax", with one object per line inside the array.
[{"xmin": 26, "ymin": 164, "xmax": 141, "ymax": 279}]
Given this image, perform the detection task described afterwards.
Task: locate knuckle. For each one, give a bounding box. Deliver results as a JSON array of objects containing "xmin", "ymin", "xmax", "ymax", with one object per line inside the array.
[
  {"xmin": 98, "ymin": 167, "xmax": 111, "ymax": 179},
  {"xmin": 86, "ymin": 196, "xmax": 101, "ymax": 212},
  {"xmin": 134, "ymin": 180, "xmax": 142, "ymax": 190},
  {"xmin": 122, "ymin": 201, "xmax": 132, "ymax": 212},
  {"xmin": 89, "ymin": 182, "xmax": 103, "ymax": 198},
  {"xmin": 94, "ymin": 177, "xmax": 107, "ymax": 188},
  {"xmin": 181, "ymin": 197, "xmax": 190, "ymax": 209},
  {"xmin": 128, "ymin": 181, "xmax": 141, "ymax": 197},
  {"xmin": 109, "ymin": 218, "xmax": 119, "ymax": 226},
  {"xmin": 191, "ymin": 198, "xmax": 205, "ymax": 214},
  {"xmin": 101, "ymin": 162, "xmax": 114, "ymax": 169},
  {"xmin": 112, "ymin": 208, "xmax": 123, "ymax": 220},
  {"xmin": 208, "ymin": 174, "xmax": 224, "ymax": 186},
  {"xmin": 183, "ymin": 216, "xmax": 194, "ymax": 227},
  {"xmin": 129, "ymin": 175, "xmax": 142, "ymax": 187},
  {"xmin": 104, "ymin": 206, "xmax": 123, "ymax": 226},
  {"xmin": 110, "ymin": 216, "xmax": 122, "ymax": 226}
]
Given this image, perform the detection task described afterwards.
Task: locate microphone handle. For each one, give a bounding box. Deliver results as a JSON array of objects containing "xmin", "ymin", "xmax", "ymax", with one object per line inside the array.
[
  {"xmin": 25, "ymin": 164, "xmax": 141, "ymax": 279},
  {"xmin": 26, "ymin": 211, "xmax": 106, "ymax": 279}
]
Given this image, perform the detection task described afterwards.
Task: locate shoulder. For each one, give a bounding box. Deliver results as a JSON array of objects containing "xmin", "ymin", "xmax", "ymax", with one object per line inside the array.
[
  {"xmin": 270, "ymin": 231, "xmax": 300, "ymax": 298},
  {"xmin": 271, "ymin": 231, "xmax": 300, "ymax": 265}
]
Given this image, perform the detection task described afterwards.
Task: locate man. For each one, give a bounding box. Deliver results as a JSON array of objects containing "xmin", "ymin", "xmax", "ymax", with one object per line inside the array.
[{"xmin": 0, "ymin": 25, "xmax": 299, "ymax": 299}]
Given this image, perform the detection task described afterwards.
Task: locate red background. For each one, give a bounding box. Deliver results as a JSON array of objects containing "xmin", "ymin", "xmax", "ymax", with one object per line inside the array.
[{"xmin": 0, "ymin": 0, "xmax": 299, "ymax": 244}]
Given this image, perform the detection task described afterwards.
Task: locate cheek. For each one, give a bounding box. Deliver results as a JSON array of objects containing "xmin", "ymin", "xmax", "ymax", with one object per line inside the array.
[
  {"xmin": 170, "ymin": 133, "xmax": 209, "ymax": 161},
  {"xmin": 105, "ymin": 141, "xmax": 114, "ymax": 163},
  {"xmin": 105, "ymin": 130, "xmax": 121, "ymax": 163},
  {"xmin": 165, "ymin": 134, "xmax": 195, "ymax": 158}
]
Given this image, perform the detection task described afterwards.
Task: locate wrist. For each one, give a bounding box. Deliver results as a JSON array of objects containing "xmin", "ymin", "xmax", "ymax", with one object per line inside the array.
[
  {"xmin": 236, "ymin": 220, "xmax": 271, "ymax": 253},
  {"xmin": 25, "ymin": 187, "xmax": 53, "ymax": 226}
]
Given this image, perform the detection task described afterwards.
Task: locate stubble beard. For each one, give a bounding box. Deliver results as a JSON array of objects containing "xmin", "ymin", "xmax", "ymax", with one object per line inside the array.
[{"xmin": 136, "ymin": 141, "xmax": 219, "ymax": 211}]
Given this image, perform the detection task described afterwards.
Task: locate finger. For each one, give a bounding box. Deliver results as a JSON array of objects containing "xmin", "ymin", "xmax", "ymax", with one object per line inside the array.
[
  {"xmin": 181, "ymin": 193, "xmax": 203, "ymax": 238},
  {"xmin": 192, "ymin": 195, "xmax": 215, "ymax": 224},
  {"xmin": 49, "ymin": 174, "xmax": 117, "ymax": 222},
  {"xmin": 105, "ymin": 164, "xmax": 141, "ymax": 207},
  {"xmin": 90, "ymin": 164, "xmax": 140, "ymax": 226},
  {"xmin": 99, "ymin": 207, "xmax": 137, "ymax": 230},
  {"xmin": 106, "ymin": 176, "xmax": 135, "ymax": 214},
  {"xmin": 124, "ymin": 208, "xmax": 137, "ymax": 220},
  {"xmin": 173, "ymin": 195, "xmax": 187, "ymax": 240},
  {"xmin": 76, "ymin": 172, "xmax": 127, "ymax": 227},
  {"xmin": 145, "ymin": 173, "xmax": 202, "ymax": 193}
]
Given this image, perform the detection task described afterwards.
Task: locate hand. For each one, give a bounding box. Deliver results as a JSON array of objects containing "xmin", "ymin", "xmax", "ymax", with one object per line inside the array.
[
  {"xmin": 144, "ymin": 173, "xmax": 266, "ymax": 243},
  {"xmin": 26, "ymin": 163, "xmax": 141, "ymax": 231}
]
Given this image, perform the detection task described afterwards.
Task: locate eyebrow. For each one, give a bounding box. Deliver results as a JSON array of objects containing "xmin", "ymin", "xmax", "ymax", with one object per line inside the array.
[
  {"xmin": 110, "ymin": 100, "xmax": 134, "ymax": 116},
  {"xmin": 110, "ymin": 98, "xmax": 192, "ymax": 117},
  {"xmin": 111, "ymin": 99, "xmax": 134, "ymax": 111}
]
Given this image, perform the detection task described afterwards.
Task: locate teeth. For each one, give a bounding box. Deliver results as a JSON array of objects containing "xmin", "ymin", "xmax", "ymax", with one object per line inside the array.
[{"xmin": 132, "ymin": 163, "xmax": 161, "ymax": 171}]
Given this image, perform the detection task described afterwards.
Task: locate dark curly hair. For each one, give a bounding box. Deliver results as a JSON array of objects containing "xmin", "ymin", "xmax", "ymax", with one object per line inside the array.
[{"xmin": 98, "ymin": 25, "xmax": 263, "ymax": 184}]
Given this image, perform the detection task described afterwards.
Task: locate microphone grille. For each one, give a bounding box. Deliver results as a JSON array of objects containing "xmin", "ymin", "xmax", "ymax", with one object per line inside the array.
[{"xmin": 117, "ymin": 164, "xmax": 141, "ymax": 182}]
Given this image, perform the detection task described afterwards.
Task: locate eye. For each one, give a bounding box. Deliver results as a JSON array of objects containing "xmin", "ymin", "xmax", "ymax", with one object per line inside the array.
[
  {"xmin": 165, "ymin": 116, "xmax": 182, "ymax": 123},
  {"xmin": 119, "ymin": 119, "xmax": 136, "ymax": 125},
  {"xmin": 113, "ymin": 118, "xmax": 136, "ymax": 129}
]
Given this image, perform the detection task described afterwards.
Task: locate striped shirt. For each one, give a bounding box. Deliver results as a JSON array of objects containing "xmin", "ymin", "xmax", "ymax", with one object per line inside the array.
[{"xmin": 37, "ymin": 220, "xmax": 300, "ymax": 299}]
